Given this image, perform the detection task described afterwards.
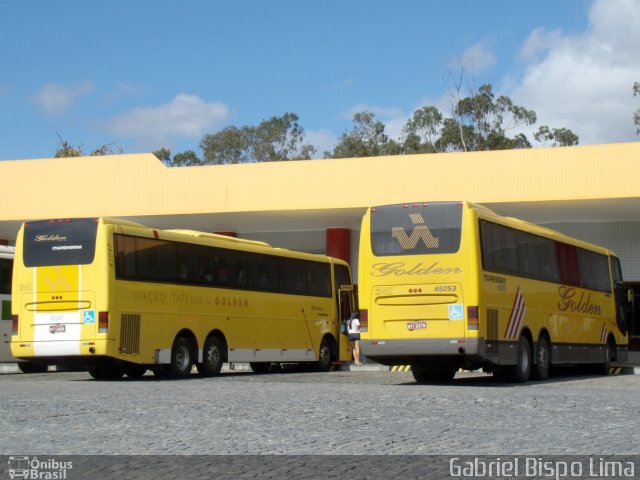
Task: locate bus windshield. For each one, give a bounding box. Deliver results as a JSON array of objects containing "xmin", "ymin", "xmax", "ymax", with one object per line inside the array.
[
  {"xmin": 23, "ymin": 219, "xmax": 98, "ymax": 267},
  {"xmin": 370, "ymin": 202, "xmax": 463, "ymax": 256}
]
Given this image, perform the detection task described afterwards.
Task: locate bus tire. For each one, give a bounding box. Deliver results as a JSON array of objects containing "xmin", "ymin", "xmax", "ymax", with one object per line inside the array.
[
  {"xmin": 594, "ymin": 340, "xmax": 614, "ymax": 376},
  {"xmin": 532, "ymin": 335, "xmax": 551, "ymax": 381},
  {"xmin": 507, "ymin": 336, "xmax": 532, "ymax": 383},
  {"xmin": 124, "ymin": 364, "xmax": 147, "ymax": 379},
  {"xmin": 166, "ymin": 337, "xmax": 194, "ymax": 379},
  {"xmin": 250, "ymin": 362, "xmax": 272, "ymax": 374},
  {"xmin": 411, "ymin": 364, "xmax": 456, "ymax": 383},
  {"xmin": 198, "ymin": 336, "xmax": 224, "ymax": 377},
  {"xmin": 316, "ymin": 337, "xmax": 333, "ymax": 372},
  {"xmin": 17, "ymin": 362, "xmax": 48, "ymax": 374},
  {"xmin": 88, "ymin": 365, "xmax": 125, "ymax": 380}
]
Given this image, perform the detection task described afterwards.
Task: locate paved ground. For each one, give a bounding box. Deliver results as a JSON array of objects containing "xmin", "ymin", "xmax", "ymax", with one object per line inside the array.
[{"xmin": 1, "ymin": 367, "xmax": 639, "ymax": 478}]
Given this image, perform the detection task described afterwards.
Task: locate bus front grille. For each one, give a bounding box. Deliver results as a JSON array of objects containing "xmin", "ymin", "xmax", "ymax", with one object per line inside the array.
[{"xmin": 120, "ymin": 314, "xmax": 141, "ymax": 355}]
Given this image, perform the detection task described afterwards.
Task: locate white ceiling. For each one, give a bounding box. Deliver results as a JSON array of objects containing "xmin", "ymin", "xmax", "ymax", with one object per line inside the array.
[{"xmin": 2, "ymin": 198, "xmax": 640, "ymax": 245}]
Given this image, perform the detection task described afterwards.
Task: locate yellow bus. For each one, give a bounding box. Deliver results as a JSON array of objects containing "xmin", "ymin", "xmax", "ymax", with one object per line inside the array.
[
  {"xmin": 0, "ymin": 246, "xmax": 18, "ymax": 363},
  {"xmin": 11, "ymin": 218, "xmax": 355, "ymax": 380},
  {"xmin": 358, "ymin": 201, "xmax": 630, "ymax": 383}
]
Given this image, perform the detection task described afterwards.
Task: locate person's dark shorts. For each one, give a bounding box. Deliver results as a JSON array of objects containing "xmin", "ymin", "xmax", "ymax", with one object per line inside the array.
[{"xmin": 348, "ymin": 333, "xmax": 360, "ymax": 341}]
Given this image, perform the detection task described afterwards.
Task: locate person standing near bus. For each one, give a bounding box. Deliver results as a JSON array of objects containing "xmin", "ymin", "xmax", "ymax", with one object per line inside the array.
[{"xmin": 348, "ymin": 312, "xmax": 363, "ymax": 365}]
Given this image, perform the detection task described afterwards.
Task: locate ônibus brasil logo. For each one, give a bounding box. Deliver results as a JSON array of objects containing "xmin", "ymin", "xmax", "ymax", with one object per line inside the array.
[{"xmin": 7, "ymin": 456, "xmax": 73, "ymax": 479}]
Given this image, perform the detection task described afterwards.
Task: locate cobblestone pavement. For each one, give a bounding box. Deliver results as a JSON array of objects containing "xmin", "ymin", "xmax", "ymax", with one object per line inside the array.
[{"xmin": 1, "ymin": 368, "xmax": 639, "ymax": 458}]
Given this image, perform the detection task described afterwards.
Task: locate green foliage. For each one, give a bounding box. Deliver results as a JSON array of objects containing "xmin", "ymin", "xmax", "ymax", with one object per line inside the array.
[
  {"xmin": 533, "ymin": 126, "xmax": 579, "ymax": 147},
  {"xmin": 54, "ymin": 133, "xmax": 122, "ymax": 158},
  {"xmin": 324, "ymin": 112, "xmax": 400, "ymax": 159},
  {"xmin": 325, "ymin": 82, "xmax": 577, "ymax": 158},
  {"xmin": 153, "ymin": 148, "xmax": 172, "ymax": 163},
  {"xmin": 199, "ymin": 112, "xmax": 315, "ymax": 165}
]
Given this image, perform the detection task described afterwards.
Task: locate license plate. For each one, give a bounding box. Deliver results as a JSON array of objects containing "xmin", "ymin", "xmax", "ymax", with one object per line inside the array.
[{"xmin": 407, "ymin": 321, "xmax": 427, "ymax": 331}]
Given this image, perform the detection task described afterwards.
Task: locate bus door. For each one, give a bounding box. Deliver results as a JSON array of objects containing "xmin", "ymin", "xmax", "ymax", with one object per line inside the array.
[{"xmin": 338, "ymin": 286, "xmax": 355, "ymax": 361}]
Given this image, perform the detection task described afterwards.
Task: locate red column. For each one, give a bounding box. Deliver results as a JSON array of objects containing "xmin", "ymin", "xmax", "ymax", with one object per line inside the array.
[
  {"xmin": 326, "ymin": 228, "xmax": 351, "ymax": 265},
  {"xmin": 0, "ymin": 239, "xmax": 7, "ymax": 246}
]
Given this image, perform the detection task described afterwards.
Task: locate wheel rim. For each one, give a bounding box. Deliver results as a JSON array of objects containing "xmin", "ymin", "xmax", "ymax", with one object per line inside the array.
[
  {"xmin": 175, "ymin": 344, "xmax": 191, "ymax": 371},
  {"xmin": 206, "ymin": 345, "xmax": 220, "ymax": 368}
]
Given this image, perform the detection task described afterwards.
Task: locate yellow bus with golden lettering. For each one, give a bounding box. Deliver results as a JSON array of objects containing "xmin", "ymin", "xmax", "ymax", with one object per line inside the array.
[
  {"xmin": 358, "ymin": 201, "xmax": 630, "ymax": 383},
  {"xmin": 11, "ymin": 218, "xmax": 355, "ymax": 379}
]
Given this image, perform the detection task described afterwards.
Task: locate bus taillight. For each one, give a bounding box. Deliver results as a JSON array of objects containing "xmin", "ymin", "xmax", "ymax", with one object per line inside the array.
[
  {"xmin": 98, "ymin": 312, "xmax": 109, "ymax": 333},
  {"xmin": 359, "ymin": 309, "xmax": 368, "ymax": 328},
  {"xmin": 12, "ymin": 315, "xmax": 18, "ymax": 335},
  {"xmin": 467, "ymin": 306, "xmax": 479, "ymax": 330}
]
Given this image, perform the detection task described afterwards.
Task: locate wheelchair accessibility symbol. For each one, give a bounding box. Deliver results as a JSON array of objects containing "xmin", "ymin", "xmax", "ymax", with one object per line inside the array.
[
  {"xmin": 448, "ymin": 304, "xmax": 464, "ymax": 320},
  {"xmin": 83, "ymin": 310, "xmax": 96, "ymax": 325}
]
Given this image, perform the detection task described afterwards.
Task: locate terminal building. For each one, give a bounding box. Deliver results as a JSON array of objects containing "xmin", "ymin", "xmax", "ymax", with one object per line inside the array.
[{"xmin": 1, "ymin": 141, "xmax": 640, "ymax": 287}]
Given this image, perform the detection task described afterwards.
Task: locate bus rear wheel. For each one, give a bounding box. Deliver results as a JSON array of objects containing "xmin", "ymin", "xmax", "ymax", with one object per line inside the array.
[
  {"xmin": 17, "ymin": 362, "xmax": 48, "ymax": 374},
  {"xmin": 507, "ymin": 336, "xmax": 532, "ymax": 383},
  {"xmin": 198, "ymin": 336, "xmax": 224, "ymax": 377},
  {"xmin": 250, "ymin": 362, "xmax": 272, "ymax": 374},
  {"xmin": 411, "ymin": 364, "xmax": 456, "ymax": 383},
  {"xmin": 124, "ymin": 364, "xmax": 147, "ymax": 379},
  {"xmin": 89, "ymin": 365, "xmax": 125, "ymax": 380},
  {"xmin": 166, "ymin": 337, "xmax": 194, "ymax": 379},
  {"xmin": 532, "ymin": 335, "xmax": 551, "ymax": 381}
]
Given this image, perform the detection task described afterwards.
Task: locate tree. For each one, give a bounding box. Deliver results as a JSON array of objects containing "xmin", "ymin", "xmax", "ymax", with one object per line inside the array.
[
  {"xmin": 634, "ymin": 82, "xmax": 640, "ymax": 135},
  {"xmin": 172, "ymin": 150, "xmax": 202, "ymax": 167},
  {"xmin": 199, "ymin": 113, "xmax": 315, "ymax": 165},
  {"xmin": 326, "ymin": 82, "xmax": 577, "ymax": 159},
  {"xmin": 401, "ymin": 106, "xmax": 443, "ymax": 154},
  {"xmin": 533, "ymin": 126, "xmax": 579, "ymax": 147},
  {"xmin": 154, "ymin": 148, "xmax": 204, "ymax": 167},
  {"xmin": 324, "ymin": 112, "xmax": 400, "ymax": 158},
  {"xmin": 54, "ymin": 133, "xmax": 122, "ymax": 157},
  {"xmin": 153, "ymin": 148, "xmax": 172, "ymax": 164}
]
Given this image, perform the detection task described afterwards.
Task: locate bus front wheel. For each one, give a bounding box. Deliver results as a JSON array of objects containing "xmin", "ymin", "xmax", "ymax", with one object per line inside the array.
[
  {"xmin": 507, "ymin": 336, "xmax": 532, "ymax": 383},
  {"xmin": 198, "ymin": 336, "xmax": 224, "ymax": 377},
  {"xmin": 593, "ymin": 340, "xmax": 614, "ymax": 376},
  {"xmin": 316, "ymin": 338, "xmax": 334, "ymax": 372}
]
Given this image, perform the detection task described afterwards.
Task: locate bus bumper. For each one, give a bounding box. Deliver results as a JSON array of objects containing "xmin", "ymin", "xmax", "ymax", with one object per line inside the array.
[{"xmin": 361, "ymin": 337, "xmax": 484, "ymax": 363}]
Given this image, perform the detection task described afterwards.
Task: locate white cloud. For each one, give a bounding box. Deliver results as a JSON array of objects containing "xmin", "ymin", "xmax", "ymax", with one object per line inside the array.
[
  {"xmin": 448, "ymin": 40, "xmax": 497, "ymax": 75},
  {"xmin": 103, "ymin": 94, "xmax": 230, "ymax": 149},
  {"xmin": 509, "ymin": 0, "xmax": 640, "ymax": 145},
  {"xmin": 305, "ymin": 129, "xmax": 338, "ymax": 159},
  {"xmin": 32, "ymin": 81, "xmax": 95, "ymax": 115}
]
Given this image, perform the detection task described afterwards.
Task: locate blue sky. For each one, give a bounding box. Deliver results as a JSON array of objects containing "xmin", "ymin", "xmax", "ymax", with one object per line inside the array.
[{"xmin": 1, "ymin": 0, "xmax": 638, "ymax": 160}]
